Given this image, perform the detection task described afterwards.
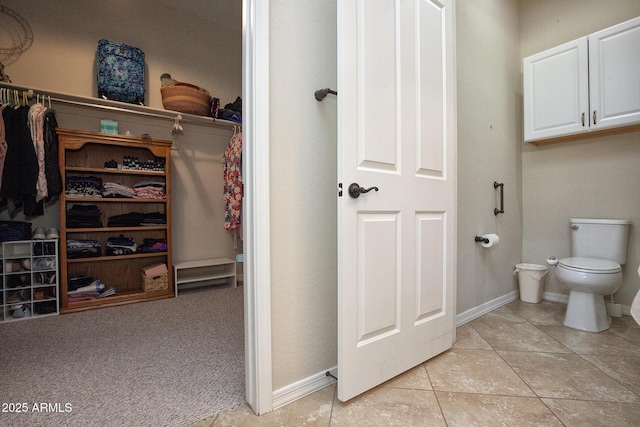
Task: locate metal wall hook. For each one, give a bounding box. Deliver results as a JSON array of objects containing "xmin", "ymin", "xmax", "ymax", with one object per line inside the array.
[{"xmin": 315, "ymin": 88, "xmax": 337, "ymax": 101}]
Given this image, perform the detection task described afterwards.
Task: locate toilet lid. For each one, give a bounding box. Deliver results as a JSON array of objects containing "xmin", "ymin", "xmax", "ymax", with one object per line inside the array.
[{"xmin": 559, "ymin": 257, "xmax": 621, "ymax": 273}]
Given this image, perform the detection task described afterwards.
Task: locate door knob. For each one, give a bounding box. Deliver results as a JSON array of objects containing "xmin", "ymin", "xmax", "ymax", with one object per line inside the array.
[{"xmin": 348, "ymin": 183, "xmax": 379, "ymax": 198}]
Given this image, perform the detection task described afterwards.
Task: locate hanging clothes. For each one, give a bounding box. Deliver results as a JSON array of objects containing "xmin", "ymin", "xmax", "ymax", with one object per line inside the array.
[
  {"xmin": 0, "ymin": 106, "xmax": 8, "ymax": 192},
  {"xmin": 223, "ymin": 128, "xmax": 242, "ymax": 246},
  {"xmin": 28, "ymin": 102, "xmax": 48, "ymax": 202},
  {"xmin": 1, "ymin": 105, "xmax": 41, "ymax": 215},
  {"xmin": 42, "ymin": 108, "xmax": 62, "ymax": 198},
  {"xmin": 0, "ymin": 97, "xmax": 61, "ymax": 216}
]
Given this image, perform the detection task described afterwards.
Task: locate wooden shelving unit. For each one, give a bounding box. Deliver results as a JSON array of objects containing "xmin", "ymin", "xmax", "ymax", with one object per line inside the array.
[{"xmin": 58, "ymin": 128, "xmax": 173, "ymax": 313}]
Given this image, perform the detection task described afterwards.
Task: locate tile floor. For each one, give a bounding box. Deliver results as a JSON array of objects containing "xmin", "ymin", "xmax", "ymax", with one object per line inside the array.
[{"xmin": 191, "ymin": 300, "xmax": 640, "ymax": 426}]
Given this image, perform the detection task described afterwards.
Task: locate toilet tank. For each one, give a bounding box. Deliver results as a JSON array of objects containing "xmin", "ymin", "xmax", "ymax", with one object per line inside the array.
[{"xmin": 570, "ymin": 218, "xmax": 631, "ymax": 265}]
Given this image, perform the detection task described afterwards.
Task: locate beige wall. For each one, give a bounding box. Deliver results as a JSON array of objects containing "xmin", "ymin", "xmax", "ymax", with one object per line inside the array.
[
  {"xmin": 456, "ymin": 0, "xmax": 523, "ymax": 314},
  {"xmin": 0, "ymin": 1, "xmax": 243, "ymax": 263},
  {"xmin": 0, "ymin": 0, "xmax": 241, "ymax": 109},
  {"xmin": 520, "ymin": 0, "xmax": 640, "ymax": 307},
  {"xmin": 269, "ymin": 0, "xmax": 338, "ymax": 391}
]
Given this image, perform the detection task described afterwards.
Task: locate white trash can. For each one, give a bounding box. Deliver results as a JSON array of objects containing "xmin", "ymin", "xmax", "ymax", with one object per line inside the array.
[{"xmin": 514, "ymin": 263, "xmax": 547, "ymax": 303}]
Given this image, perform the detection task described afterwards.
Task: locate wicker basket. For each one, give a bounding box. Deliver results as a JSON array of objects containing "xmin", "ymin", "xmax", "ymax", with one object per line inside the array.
[
  {"xmin": 160, "ymin": 82, "xmax": 211, "ymax": 116},
  {"xmin": 142, "ymin": 272, "xmax": 168, "ymax": 292}
]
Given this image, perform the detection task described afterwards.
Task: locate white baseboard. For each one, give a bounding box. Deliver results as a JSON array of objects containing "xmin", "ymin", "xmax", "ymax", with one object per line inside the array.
[
  {"xmin": 542, "ymin": 291, "xmax": 568, "ymax": 304},
  {"xmin": 455, "ymin": 290, "xmax": 519, "ymax": 326},
  {"xmin": 272, "ymin": 366, "xmax": 337, "ymax": 410}
]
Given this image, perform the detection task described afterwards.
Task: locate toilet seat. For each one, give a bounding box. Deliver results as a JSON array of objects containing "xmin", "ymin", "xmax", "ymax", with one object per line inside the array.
[{"xmin": 559, "ymin": 257, "xmax": 621, "ymax": 274}]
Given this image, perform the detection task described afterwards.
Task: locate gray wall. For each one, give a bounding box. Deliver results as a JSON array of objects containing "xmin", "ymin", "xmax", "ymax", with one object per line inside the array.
[
  {"xmin": 456, "ymin": 0, "xmax": 523, "ymax": 314},
  {"xmin": 520, "ymin": 0, "xmax": 640, "ymax": 307},
  {"xmin": 269, "ymin": 0, "xmax": 338, "ymax": 391}
]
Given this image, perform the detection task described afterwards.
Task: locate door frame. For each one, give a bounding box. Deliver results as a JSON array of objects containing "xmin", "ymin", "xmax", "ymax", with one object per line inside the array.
[{"xmin": 243, "ymin": 0, "xmax": 273, "ymax": 415}]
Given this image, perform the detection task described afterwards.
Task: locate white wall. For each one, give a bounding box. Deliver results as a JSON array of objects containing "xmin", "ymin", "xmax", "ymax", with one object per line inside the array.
[
  {"xmin": 269, "ymin": 0, "xmax": 338, "ymax": 391},
  {"xmin": 0, "ymin": 0, "xmax": 241, "ymax": 109},
  {"xmin": 520, "ymin": 0, "xmax": 640, "ymax": 307},
  {"xmin": 456, "ymin": 0, "xmax": 523, "ymax": 314},
  {"xmin": 0, "ymin": 1, "xmax": 243, "ymax": 263}
]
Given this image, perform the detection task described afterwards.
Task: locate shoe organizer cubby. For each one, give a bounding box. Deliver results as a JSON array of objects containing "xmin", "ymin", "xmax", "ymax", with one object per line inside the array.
[{"xmin": 1, "ymin": 240, "xmax": 59, "ymax": 322}]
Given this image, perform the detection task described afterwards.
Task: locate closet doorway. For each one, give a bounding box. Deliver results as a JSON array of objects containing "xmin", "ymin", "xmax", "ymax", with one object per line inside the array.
[
  {"xmin": 172, "ymin": 0, "xmax": 269, "ymax": 416},
  {"xmin": 181, "ymin": 0, "xmax": 271, "ymax": 416}
]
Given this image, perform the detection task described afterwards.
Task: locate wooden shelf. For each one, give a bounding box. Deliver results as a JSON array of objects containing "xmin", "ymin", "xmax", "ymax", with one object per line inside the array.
[
  {"xmin": 61, "ymin": 288, "xmax": 172, "ymax": 314},
  {"xmin": 67, "ymin": 252, "xmax": 167, "ymax": 263},
  {"xmin": 58, "ymin": 128, "xmax": 174, "ymax": 312},
  {"xmin": 65, "ymin": 197, "xmax": 166, "ymax": 203},
  {"xmin": 65, "ymin": 166, "xmax": 166, "ymax": 175}
]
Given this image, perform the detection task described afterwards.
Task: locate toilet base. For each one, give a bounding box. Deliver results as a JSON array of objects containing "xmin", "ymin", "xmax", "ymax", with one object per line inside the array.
[{"xmin": 563, "ymin": 291, "xmax": 611, "ymax": 332}]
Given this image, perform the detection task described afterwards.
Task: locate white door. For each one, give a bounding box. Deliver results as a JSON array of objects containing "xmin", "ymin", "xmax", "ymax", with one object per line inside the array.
[
  {"xmin": 589, "ymin": 16, "xmax": 640, "ymax": 131},
  {"xmin": 523, "ymin": 37, "xmax": 589, "ymax": 142},
  {"xmin": 337, "ymin": 0, "xmax": 457, "ymax": 401}
]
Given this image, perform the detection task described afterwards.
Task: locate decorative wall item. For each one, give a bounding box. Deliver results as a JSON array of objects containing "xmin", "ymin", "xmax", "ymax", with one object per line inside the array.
[{"xmin": 0, "ymin": 4, "xmax": 34, "ymax": 80}]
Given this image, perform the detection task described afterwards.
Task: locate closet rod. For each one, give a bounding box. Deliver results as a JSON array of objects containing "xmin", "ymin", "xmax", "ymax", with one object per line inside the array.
[{"xmin": 0, "ymin": 82, "xmax": 236, "ymax": 130}]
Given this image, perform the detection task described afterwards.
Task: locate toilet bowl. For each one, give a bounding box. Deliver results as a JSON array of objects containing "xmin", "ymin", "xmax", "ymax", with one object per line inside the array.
[
  {"xmin": 550, "ymin": 218, "xmax": 631, "ymax": 333},
  {"xmin": 556, "ymin": 257, "xmax": 622, "ymax": 332}
]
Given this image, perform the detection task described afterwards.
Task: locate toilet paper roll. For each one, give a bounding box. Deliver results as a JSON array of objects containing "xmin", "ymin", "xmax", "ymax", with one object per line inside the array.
[{"xmin": 481, "ymin": 233, "xmax": 499, "ymax": 248}]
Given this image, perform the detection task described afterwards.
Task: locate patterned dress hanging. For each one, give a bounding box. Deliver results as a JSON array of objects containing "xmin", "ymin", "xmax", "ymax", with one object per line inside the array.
[{"xmin": 223, "ymin": 130, "xmax": 242, "ymax": 238}]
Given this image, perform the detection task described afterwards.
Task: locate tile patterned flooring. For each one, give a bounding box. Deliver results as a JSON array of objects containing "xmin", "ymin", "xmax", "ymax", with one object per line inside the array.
[{"xmin": 191, "ymin": 300, "xmax": 640, "ymax": 426}]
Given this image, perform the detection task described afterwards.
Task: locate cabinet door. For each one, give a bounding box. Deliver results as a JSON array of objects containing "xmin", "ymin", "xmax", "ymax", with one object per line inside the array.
[
  {"xmin": 589, "ymin": 17, "xmax": 640, "ymax": 131},
  {"xmin": 523, "ymin": 37, "xmax": 589, "ymax": 142}
]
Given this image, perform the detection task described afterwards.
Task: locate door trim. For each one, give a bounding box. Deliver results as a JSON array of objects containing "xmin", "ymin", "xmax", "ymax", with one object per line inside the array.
[{"xmin": 243, "ymin": 0, "xmax": 273, "ymax": 415}]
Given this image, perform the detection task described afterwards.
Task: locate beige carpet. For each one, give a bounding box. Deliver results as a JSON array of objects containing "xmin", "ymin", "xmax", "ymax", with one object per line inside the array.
[{"xmin": 0, "ymin": 286, "xmax": 245, "ymax": 427}]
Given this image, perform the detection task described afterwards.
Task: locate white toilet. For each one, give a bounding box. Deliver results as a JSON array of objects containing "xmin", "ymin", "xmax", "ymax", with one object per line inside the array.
[{"xmin": 552, "ymin": 218, "xmax": 631, "ymax": 332}]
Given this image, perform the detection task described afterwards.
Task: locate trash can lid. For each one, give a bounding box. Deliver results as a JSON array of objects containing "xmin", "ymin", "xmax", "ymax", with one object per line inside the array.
[
  {"xmin": 515, "ymin": 263, "xmax": 547, "ymax": 271},
  {"xmin": 559, "ymin": 257, "xmax": 621, "ymax": 273}
]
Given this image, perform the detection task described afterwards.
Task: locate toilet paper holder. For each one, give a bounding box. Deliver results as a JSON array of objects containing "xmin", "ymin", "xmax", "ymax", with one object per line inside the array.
[{"xmin": 475, "ymin": 236, "xmax": 489, "ymax": 244}]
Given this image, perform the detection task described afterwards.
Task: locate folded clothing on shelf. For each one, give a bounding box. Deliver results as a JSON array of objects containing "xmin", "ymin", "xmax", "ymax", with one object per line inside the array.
[
  {"xmin": 68, "ymin": 275, "xmax": 94, "ymax": 291},
  {"xmin": 133, "ymin": 181, "xmax": 166, "ymax": 199},
  {"xmin": 66, "ymin": 204, "xmax": 103, "ymax": 228},
  {"xmin": 67, "ymin": 278, "xmax": 116, "ymax": 301},
  {"xmin": 137, "ymin": 238, "xmax": 167, "ymax": 253},
  {"xmin": 106, "ymin": 234, "xmax": 137, "ymax": 255},
  {"xmin": 107, "ymin": 212, "xmax": 166, "ymax": 227},
  {"xmin": 65, "ymin": 175, "xmax": 103, "ymax": 198},
  {"xmin": 67, "ymin": 239, "xmax": 102, "ymax": 258},
  {"xmin": 102, "ymin": 182, "xmax": 135, "ymax": 198}
]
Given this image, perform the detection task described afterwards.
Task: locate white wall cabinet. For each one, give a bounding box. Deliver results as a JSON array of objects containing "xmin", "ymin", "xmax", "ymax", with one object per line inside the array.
[{"xmin": 524, "ymin": 16, "xmax": 640, "ymax": 143}]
